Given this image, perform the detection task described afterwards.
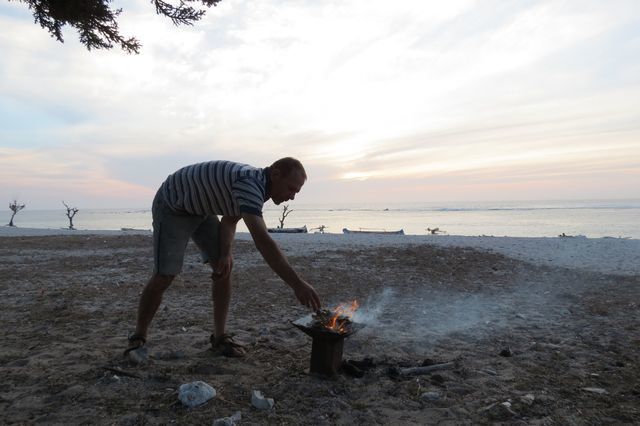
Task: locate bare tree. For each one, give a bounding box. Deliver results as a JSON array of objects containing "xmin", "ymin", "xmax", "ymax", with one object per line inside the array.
[
  {"xmin": 63, "ymin": 201, "xmax": 79, "ymax": 230},
  {"xmin": 8, "ymin": 200, "xmax": 25, "ymax": 227},
  {"xmin": 12, "ymin": 0, "xmax": 223, "ymax": 54},
  {"xmin": 277, "ymin": 204, "xmax": 293, "ymax": 229}
]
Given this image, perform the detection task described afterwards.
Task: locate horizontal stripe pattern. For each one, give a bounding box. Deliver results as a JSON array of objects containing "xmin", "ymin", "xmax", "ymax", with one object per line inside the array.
[{"xmin": 161, "ymin": 161, "xmax": 267, "ymax": 216}]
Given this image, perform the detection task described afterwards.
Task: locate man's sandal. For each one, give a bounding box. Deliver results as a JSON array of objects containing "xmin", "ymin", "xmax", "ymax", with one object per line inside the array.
[
  {"xmin": 123, "ymin": 333, "xmax": 146, "ymax": 357},
  {"xmin": 210, "ymin": 334, "xmax": 246, "ymax": 358}
]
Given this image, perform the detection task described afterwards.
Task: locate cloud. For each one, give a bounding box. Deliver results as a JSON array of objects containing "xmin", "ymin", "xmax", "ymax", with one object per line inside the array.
[{"xmin": 0, "ymin": 0, "xmax": 639, "ymax": 207}]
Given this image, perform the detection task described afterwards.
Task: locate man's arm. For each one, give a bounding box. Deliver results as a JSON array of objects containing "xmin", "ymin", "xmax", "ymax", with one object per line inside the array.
[
  {"xmin": 214, "ymin": 215, "xmax": 241, "ymax": 280},
  {"xmin": 242, "ymin": 213, "xmax": 321, "ymax": 311}
]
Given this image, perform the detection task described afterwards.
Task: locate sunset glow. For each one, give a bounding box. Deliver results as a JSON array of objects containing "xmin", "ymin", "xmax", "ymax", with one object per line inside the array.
[{"xmin": 1, "ymin": 0, "xmax": 638, "ymax": 208}]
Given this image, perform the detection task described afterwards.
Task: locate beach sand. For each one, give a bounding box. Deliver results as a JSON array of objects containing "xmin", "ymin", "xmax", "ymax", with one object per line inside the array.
[{"xmin": 0, "ymin": 229, "xmax": 639, "ymax": 424}]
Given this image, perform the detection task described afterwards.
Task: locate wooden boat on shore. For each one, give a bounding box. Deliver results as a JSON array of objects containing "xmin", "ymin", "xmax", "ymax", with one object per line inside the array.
[
  {"xmin": 342, "ymin": 228, "xmax": 404, "ymax": 235},
  {"xmin": 268, "ymin": 225, "xmax": 308, "ymax": 234}
]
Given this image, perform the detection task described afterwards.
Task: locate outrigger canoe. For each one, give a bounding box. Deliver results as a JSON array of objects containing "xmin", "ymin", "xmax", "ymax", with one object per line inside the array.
[
  {"xmin": 342, "ymin": 228, "xmax": 404, "ymax": 235},
  {"xmin": 268, "ymin": 225, "xmax": 308, "ymax": 233}
]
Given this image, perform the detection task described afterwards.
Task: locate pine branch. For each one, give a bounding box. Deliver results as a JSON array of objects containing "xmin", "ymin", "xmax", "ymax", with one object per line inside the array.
[{"xmin": 15, "ymin": 0, "xmax": 222, "ymax": 53}]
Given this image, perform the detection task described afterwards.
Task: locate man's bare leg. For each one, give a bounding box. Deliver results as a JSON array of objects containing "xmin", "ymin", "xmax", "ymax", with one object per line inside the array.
[
  {"xmin": 133, "ymin": 274, "xmax": 175, "ymax": 341},
  {"xmin": 211, "ymin": 273, "xmax": 231, "ymax": 339},
  {"xmin": 210, "ymin": 272, "xmax": 245, "ymax": 357}
]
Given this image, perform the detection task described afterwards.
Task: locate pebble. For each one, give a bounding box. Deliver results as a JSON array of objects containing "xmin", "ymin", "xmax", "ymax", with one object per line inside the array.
[
  {"xmin": 582, "ymin": 387, "xmax": 607, "ymax": 395},
  {"xmin": 126, "ymin": 347, "xmax": 149, "ymax": 365},
  {"xmin": 520, "ymin": 394, "xmax": 535, "ymax": 405},
  {"xmin": 501, "ymin": 401, "xmax": 518, "ymax": 416},
  {"xmin": 421, "ymin": 391, "xmax": 440, "ymax": 401},
  {"xmin": 251, "ymin": 390, "xmax": 274, "ymax": 410},
  {"xmin": 213, "ymin": 411, "xmax": 242, "ymax": 426},
  {"xmin": 482, "ymin": 368, "xmax": 498, "ymax": 376},
  {"xmin": 178, "ymin": 381, "xmax": 216, "ymax": 407}
]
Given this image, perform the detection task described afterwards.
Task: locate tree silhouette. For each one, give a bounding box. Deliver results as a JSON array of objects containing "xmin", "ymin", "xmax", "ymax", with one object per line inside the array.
[
  {"xmin": 277, "ymin": 204, "xmax": 292, "ymax": 229},
  {"xmin": 62, "ymin": 201, "xmax": 78, "ymax": 229},
  {"xmin": 13, "ymin": 0, "xmax": 222, "ymax": 53},
  {"xmin": 8, "ymin": 200, "xmax": 26, "ymax": 227}
]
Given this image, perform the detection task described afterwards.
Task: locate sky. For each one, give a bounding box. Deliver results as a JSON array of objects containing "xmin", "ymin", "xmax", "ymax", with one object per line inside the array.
[{"xmin": 1, "ymin": 0, "xmax": 639, "ymax": 209}]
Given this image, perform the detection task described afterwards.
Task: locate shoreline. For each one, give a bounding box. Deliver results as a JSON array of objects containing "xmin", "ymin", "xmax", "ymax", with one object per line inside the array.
[
  {"xmin": 0, "ymin": 226, "xmax": 153, "ymax": 237},
  {"xmin": 1, "ymin": 225, "xmax": 636, "ymax": 240},
  {"xmin": 2, "ymin": 226, "xmax": 638, "ymax": 276}
]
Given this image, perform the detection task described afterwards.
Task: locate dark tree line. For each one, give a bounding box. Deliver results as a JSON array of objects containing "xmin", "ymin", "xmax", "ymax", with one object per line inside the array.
[{"xmin": 11, "ymin": 0, "xmax": 222, "ymax": 53}]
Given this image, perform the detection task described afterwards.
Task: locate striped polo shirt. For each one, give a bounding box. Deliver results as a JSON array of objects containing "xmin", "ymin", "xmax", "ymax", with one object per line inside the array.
[{"xmin": 160, "ymin": 161, "xmax": 270, "ymax": 217}]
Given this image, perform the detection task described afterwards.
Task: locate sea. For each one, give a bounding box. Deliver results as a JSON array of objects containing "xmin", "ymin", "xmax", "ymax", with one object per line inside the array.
[{"xmin": 6, "ymin": 199, "xmax": 639, "ymax": 239}]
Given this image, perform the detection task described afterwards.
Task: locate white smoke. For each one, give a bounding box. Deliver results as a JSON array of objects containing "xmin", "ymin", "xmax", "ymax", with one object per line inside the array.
[
  {"xmin": 346, "ymin": 277, "xmax": 574, "ymax": 356},
  {"xmin": 352, "ymin": 287, "xmax": 396, "ymax": 326},
  {"xmin": 354, "ymin": 288, "xmax": 506, "ymax": 342}
]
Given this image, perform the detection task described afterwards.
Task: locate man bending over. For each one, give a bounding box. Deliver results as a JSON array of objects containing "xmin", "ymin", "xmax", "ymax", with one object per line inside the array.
[{"xmin": 125, "ymin": 157, "xmax": 321, "ymax": 357}]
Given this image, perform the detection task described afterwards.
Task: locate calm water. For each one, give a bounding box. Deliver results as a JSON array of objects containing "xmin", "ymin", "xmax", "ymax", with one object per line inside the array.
[{"xmin": 5, "ymin": 199, "xmax": 639, "ymax": 239}]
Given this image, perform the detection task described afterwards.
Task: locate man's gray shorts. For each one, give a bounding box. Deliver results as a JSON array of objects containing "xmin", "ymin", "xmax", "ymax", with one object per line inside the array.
[{"xmin": 152, "ymin": 190, "xmax": 220, "ymax": 276}]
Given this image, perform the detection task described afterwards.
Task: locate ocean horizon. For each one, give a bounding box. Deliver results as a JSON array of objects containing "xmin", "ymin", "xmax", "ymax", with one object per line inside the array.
[
  {"xmin": 4, "ymin": 199, "xmax": 640, "ymax": 239},
  {"xmin": 4, "ymin": 198, "xmax": 639, "ymax": 239}
]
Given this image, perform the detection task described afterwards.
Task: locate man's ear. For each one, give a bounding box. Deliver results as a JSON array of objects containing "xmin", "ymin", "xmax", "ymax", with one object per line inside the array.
[{"xmin": 271, "ymin": 167, "xmax": 282, "ymax": 181}]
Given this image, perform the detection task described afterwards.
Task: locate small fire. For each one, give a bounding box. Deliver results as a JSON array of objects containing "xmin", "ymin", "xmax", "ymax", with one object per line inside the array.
[{"xmin": 325, "ymin": 300, "xmax": 359, "ymax": 333}]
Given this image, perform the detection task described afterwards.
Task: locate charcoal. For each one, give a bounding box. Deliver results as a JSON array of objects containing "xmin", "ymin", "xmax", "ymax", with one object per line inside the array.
[
  {"xmin": 341, "ymin": 360, "xmax": 364, "ymax": 378},
  {"xmin": 422, "ymin": 358, "xmax": 438, "ymax": 366},
  {"xmin": 499, "ymin": 347, "xmax": 513, "ymax": 357},
  {"xmin": 348, "ymin": 357, "xmax": 376, "ymax": 371}
]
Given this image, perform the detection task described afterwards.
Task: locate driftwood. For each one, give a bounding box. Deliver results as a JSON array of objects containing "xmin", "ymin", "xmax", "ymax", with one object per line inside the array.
[{"xmin": 399, "ymin": 362, "xmax": 455, "ymax": 376}]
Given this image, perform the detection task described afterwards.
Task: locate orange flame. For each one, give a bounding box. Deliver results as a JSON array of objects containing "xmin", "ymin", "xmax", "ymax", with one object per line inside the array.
[{"xmin": 326, "ymin": 300, "xmax": 359, "ymax": 333}]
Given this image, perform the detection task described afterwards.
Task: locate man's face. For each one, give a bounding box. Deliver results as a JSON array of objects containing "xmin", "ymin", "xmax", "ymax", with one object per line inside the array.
[{"xmin": 270, "ymin": 168, "xmax": 306, "ymax": 205}]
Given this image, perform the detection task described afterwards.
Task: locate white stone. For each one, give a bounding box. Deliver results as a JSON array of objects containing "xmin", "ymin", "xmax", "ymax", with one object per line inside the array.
[
  {"xmin": 178, "ymin": 381, "xmax": 216, "ymax": 407},
  {"xmin": 482, "ymin": 368, "xmax": 498, "ymax": 376},
  {"xmin": 520, "ymin": 394, "xmax": 535, "ymax": 405},
  {"xmin": 126, "ymin": 347, "xmax": 148, "ymax": 365},
  {"xmin": 421, "ymin": 391, "xmax": 440, "ymax": 401},
  {"xmin": 582, "ymin": 387, "xmax": 607, "ymax": 394},
  {"xmin": 213, "ymin": 411, "xmax": 242, "ymax": 426},
  {"xmin": 251, "ymin": 390, "xmax": 274, "ymax": 410}
]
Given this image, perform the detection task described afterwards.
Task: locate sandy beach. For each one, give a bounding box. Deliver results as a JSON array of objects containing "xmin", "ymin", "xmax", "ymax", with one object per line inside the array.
[{"xmin": 1, "ymin": 228, "xmax": 639, "ymax": 424}]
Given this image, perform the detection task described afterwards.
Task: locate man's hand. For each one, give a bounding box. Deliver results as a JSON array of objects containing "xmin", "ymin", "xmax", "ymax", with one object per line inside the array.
[
  {"xmin": 242, "ymin": 213, "xmax": 322, "ymax": 311},
  {"xmin": 213, "ymin": 254, "xmax": 233, "ymax": 281},
  {"xmin": 292, "ymin": 280, "xmax": 321, "ymax": 311}
]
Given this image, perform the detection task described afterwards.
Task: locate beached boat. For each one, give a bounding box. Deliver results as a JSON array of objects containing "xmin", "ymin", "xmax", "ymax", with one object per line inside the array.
[
  {"xmin": 268, "ymin": 225, "xmax": 308, "ymax": 233},
  {"xmin": 342, "ymin": 228, "xmax": 404, "ymax": 235}
]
